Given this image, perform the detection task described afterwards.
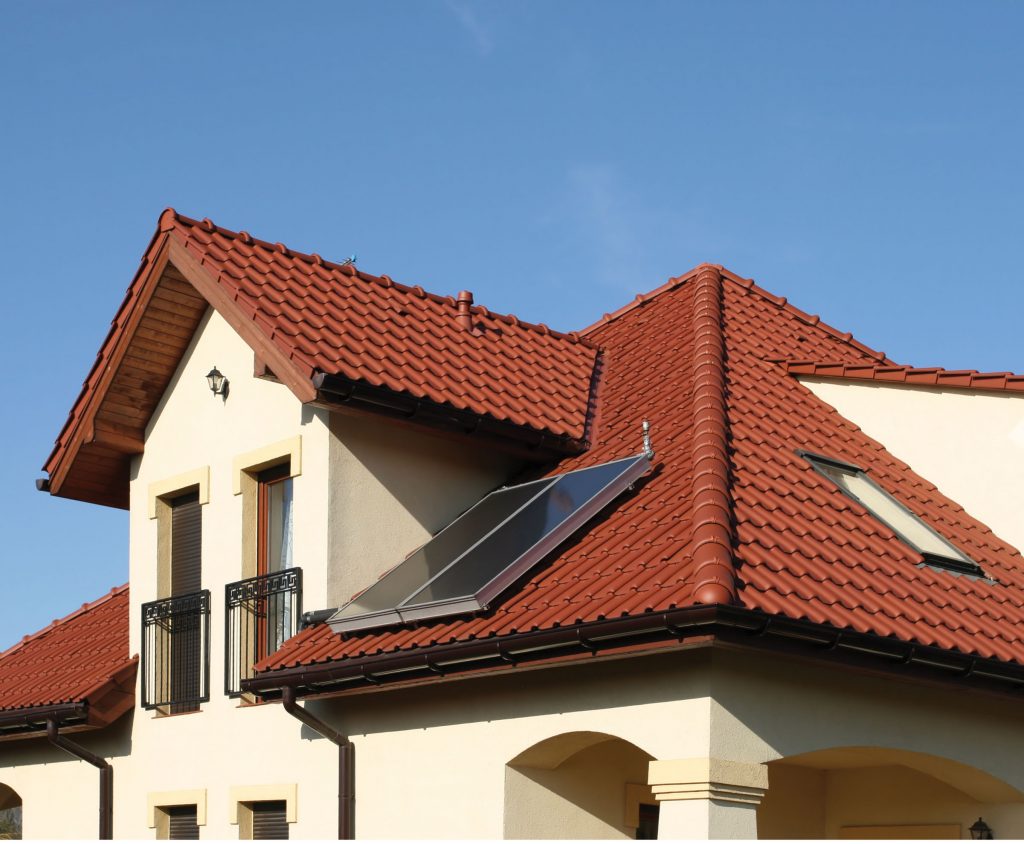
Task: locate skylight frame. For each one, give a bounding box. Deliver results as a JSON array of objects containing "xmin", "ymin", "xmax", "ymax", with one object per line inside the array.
[
  {"xmin": 799, "ymin": 450, "xmax": 984, "ymax": 577},
  {"xmin": 329, "ymin": 453, "xmax": 653, "ymax": 634}
]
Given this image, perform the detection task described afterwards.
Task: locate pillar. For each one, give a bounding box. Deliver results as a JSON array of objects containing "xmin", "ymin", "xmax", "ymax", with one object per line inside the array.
[{"xmin": 648, "ymin": 757, "xmax": 767, "ymax": 839}]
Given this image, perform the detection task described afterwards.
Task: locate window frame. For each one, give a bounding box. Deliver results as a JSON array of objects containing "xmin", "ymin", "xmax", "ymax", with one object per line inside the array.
[{"xmin": 799, "ymin": 450, "xmax": 984, "ymax": 577}]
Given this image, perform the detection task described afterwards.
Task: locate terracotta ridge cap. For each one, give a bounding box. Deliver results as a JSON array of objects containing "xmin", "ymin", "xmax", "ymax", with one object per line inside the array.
[
  {"xmin": 717, "ymin": 268, "xmax": 895, "ymax": 365},
  {"xmin": 578, "ymin": 263, "xmax": 717, "ymax": 337},
  {"xmin": 783, "ymin": 360, "xmax": 1024, "ymax": 393},
  {"xmin": 0, "ymin": 583, "xmax": 128, "ymax": 661},
  {"xmin": 688, "ymin": 265, "xmax": 737, "ymax": 606},
  {"xmin": 167, "ymin": 210, "xmax": 591, "ymax": 348}
]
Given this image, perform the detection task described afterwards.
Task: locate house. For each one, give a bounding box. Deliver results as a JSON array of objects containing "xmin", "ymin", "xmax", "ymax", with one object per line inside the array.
[{"xmin": 2, "ymin": 208, "xmax": 1024, "ymax": 839}]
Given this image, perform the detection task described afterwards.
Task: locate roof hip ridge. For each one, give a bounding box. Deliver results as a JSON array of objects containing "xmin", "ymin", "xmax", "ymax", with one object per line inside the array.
[{"xmin": 688, "ymin": 265, "xmax": 737, "ymax": 606}]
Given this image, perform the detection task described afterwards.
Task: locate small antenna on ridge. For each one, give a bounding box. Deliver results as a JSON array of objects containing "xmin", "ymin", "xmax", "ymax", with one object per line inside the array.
[{"xmin": 641, "ymin": 419, "xmax": 654, "ymax": 460}]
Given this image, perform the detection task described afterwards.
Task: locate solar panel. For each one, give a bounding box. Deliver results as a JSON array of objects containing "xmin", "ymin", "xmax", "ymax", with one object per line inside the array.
[{"xmin": 328, "ymin": 453, "xmax": 652, "ymax": 634}]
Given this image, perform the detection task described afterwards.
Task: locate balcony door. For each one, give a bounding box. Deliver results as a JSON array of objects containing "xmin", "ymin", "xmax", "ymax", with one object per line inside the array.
[{"xmin": 257, "ymin": 464, "xmax": 294, "ymax": 654}]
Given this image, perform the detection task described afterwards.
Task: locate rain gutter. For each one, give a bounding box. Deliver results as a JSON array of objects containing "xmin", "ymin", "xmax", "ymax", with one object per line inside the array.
[
  {"xmin": 246, "ymin": 605, "xmax": 1024, "ymax": 702},
  {"xmin": 311, "ymin": 372, "xmax": 585, "ymax": 459}
]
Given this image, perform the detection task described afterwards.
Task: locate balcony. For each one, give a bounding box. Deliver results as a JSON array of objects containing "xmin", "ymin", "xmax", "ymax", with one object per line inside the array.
[
  {"xmin": 225, "ymin": 569, "xmax": 302, "ymax": 697},
  {"xmin": 141, "ymin": 591, "xmax": 211, "ymax": 712}
]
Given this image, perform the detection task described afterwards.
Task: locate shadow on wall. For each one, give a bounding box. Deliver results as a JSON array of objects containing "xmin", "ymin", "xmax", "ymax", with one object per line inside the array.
[
  {"xmin": 758, "ymin": 747, "xmax": 1024, "ymax": 840},
  {"xmin": 504, "ymin": 731, "xmax": 655, "ymax": 840}
]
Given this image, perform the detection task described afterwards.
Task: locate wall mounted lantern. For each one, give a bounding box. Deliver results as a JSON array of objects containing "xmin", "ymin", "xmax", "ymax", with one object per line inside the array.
[
  {"xmin": 206, "ymin": 366, "xmax": 228, "ymax": 398},
  {"xmin": 969, "ymin": 818, "xmax": 994, "ymax": 840}
]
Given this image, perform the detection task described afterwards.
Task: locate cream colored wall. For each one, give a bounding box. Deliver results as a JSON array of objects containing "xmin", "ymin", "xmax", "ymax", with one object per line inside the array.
[
  {"xmin": 505, "ymin": 738, "xmax": 650, "ymax": 839},
  {"xmin": 801, "ymin": 378, "xmax": 1024, "ymax": 554},
  {"xmin": 326, "ymin": 413, "xmax": 520, "ymax": 607},
  {"xmin": 321, "ymin": 651, "xmax": 716, "ymax": 839},
  {"xmin": 8, "ymin": 643, "xmax": 1024, "ymax": 838}
]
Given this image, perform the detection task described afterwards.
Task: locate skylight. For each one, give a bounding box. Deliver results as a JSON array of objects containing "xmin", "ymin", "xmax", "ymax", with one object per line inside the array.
[
  {"xmin": 801, "ymin": 452, "xmax": 983, "ymax": 576},
  {"xmin": 328, "ymin": 453, "xmax": 653, "ymax": 634}
]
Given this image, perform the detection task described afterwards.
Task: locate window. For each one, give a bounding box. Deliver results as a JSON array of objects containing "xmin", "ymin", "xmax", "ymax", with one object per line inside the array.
[
  {"xmin": 225, "ymin": 463, "xmax": 301, "ymax": 697},
  {"xmin": 164, "ymin": 805, "xmax": 198, "ymax": 840},
  {"xmin": 249, "ymin": 801, "xmax": 288, "ymax": 840},
  {"xmin": 802, "ymin": 452, "xmax": 983, "ymax": 576},
  {"xmin": 635, "ymin": 803, "xmax": 659, "ymax": 840},
  {"xmin": 229, "ymin": 786, "xmax": 296, "ymax": 838},
  {"xmin": 329, "ymin": 453, "xmax": 652, "ymax": 634},
  {"xmin": 142, "ymin": 489, "xmax": 211, "ymax": 711}
]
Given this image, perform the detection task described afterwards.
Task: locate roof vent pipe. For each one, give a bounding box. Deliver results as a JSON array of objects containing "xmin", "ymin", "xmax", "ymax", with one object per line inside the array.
[{"xmin": 456, "ymin": 290, "xmax": 474, "ymax": 332}]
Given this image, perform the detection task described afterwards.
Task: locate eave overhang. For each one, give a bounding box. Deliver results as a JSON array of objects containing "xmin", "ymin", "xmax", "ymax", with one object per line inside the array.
[
  {"xmin": 0, "ymin": 657, "xmax": 138, "ymax": 741},
  {"xmin": 42, "ymin": 212, "xmax": 594, "ymax": 508},
  {"xmin": 243, "ymin": 606, "xmax": 1024, "ymax": 704}
]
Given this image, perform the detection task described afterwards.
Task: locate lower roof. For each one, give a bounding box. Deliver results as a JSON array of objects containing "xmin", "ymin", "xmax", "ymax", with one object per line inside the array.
[{"xmin": 0, "ymin": 585, "xmax": 136, "ymax": 739}]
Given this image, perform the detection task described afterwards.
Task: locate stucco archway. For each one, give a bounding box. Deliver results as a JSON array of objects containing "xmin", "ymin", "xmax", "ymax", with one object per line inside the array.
[
  {"xmin": 758, "ymin": 746, "xmax": 1024, "ymax": 839},
  {"xmin": 0, "ymin": 784, "xmax": 22, "ymax": 840},
  {"xmin": 505, "ymin": 731, "xmax": 657, "ymax": 839}
]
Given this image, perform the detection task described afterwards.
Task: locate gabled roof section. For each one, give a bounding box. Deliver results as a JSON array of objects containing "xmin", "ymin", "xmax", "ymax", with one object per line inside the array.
[
  {"xmin": 44, "ymin": 210, "xmax": 598, "ymax": 507},
  {"xmin": 785, "ymin": 361, "xmax": 1024, "ymax": 393},
  {"xmin": 0, "ymin": 585, "xmax": 136, "ymax": 740},
  {"xmin": 251, "ymin": 263, "xmax": 1024, "ymax": 692}
]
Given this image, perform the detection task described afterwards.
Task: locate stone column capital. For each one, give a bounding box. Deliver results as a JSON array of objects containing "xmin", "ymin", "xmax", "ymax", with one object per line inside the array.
[{"xmin": 648, "ymin": 757, "xmax": 768, "ymax": 807}]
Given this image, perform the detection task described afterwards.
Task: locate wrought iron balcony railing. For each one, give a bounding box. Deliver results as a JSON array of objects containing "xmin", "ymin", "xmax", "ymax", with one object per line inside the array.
[
  {"xmin": 225, "ymin": 568, "xmax": 302, "ymax": 697},
  {"xmin": 141, "ymin": 590, "xmax": 211, "ymax": 712}
]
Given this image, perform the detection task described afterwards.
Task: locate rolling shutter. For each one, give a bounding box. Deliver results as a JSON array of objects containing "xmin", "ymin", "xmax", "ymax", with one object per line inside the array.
[
  {"xmin": 167, "ymin": 805, "xmax": 199, "ymax": 840},
  {"xmin": 171, "ymin": 492, "xmax": 202, "ymax": 595},
  {"xmin": 251, "ymin": 801, "xmax": 289, "ymax": 839}
]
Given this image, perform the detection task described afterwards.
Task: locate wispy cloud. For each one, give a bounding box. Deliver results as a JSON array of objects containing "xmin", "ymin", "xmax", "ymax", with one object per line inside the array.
[
  {"xmin": 445, "ymin": 0, "xmax": 493, "ymax": 56},
  {"xmin": 539, "ymin": 162, "xmax": 736, "ymax": 294}
]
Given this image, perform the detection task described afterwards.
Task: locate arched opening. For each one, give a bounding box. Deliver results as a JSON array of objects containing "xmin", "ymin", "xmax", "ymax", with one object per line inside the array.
[
  {"xmin": 0, "ymin": 784, "xmax": 22, "ymax": 840},
  {"xmin": 504, "ymin": 731, "xmax": 657, "ymax": 839},
  {"xmin": 758, "ymin": 746, "xmax": 1024, "ymax": 839}
]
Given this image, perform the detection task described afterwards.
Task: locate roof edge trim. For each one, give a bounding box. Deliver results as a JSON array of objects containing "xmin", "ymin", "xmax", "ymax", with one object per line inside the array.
[{"xmin": 786, "ymin": 361, "xmax": 1024, "ymax": 394}]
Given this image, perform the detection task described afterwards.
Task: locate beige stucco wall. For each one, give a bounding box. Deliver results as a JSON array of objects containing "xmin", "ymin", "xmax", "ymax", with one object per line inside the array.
[
  {"xmin": 6, "ymin": 645, "xmax": 1024, "ymax": 838},
  {"xmin": 801, "ymin": 378, "xmax": 1024, "ymax": 555},
  {"xmin": 326, "ymin": 413, "xmax": 520, "ymax": 607}
]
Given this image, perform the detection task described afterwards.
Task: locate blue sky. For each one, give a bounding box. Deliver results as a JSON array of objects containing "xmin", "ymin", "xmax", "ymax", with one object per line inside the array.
[{"xmin": 1, "ymin": 1, "xmax": 1022, "ymax": 650}]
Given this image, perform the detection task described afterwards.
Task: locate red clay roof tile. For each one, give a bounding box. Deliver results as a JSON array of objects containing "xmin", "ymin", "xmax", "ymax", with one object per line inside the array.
[
  {"xmin": 257, "ymin": 262, "xmax": 1024, "ymax": 677},
  {"xmin": 0, "ymin": 585, "xmax": 134, "ymax": 714}
]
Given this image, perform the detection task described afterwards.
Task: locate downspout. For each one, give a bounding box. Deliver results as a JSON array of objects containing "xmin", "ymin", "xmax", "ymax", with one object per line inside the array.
[
  {"xmin": 46, "ymin": 718, "xmax": 113, "ymax": 839},
  {"xmin": 281, "ymin": 685, "xmax": 355, "ymax": 839}
]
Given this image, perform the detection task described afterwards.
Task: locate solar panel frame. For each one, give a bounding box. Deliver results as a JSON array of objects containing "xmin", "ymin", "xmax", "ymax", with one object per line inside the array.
[{"xmin": 329, "ymin": 453, "xmax": 652, "ymax": 634}]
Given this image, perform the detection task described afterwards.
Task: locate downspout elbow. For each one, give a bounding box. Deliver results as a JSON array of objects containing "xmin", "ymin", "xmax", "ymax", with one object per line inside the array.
[
  {"xmin": 46, "ymin": 718, "xmax": 113, "ymax": 840},
  {"xmin": 280, "ymin": 686, "xmax": 355, "ymax": 840}
]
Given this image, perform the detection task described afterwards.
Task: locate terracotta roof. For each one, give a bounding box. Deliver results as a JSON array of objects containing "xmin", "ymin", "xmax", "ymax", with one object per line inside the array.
[
  {"xmin": 785, "ymin": 361, "xmax": 1024, "ymax": 392},
  {"xmin": 256, "ymin": 263, "xmax": 1024, "ymax": 678},
  {"xmin": 44, "ymin": 210, "xmax": 597, "ymax": 508},
  {"xmin": 0, "ymin": 585, "xmax": 136, "ymax": 736}
]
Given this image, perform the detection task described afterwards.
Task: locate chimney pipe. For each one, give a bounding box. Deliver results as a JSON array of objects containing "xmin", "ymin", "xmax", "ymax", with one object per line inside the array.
[{"xmin": 456, "ymin": 290, "xmax": 474, "ymax": 332}]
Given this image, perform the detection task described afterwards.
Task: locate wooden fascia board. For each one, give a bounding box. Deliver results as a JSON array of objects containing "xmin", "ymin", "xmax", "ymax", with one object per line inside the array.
[
  {"xmin": 47, "ymin": 236, "xmax": 173, "ymax": 495},
  {"xmin": 165, "ymin": 238, "xmax": 317, "ymax": 404}
]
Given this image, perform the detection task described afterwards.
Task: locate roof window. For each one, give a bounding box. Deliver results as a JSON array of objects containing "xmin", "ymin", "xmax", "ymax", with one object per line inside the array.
[
  {"xmin": 801, "ymin": 452, "xmax": 983, "ymax": 577},
  {"xmin": 328, "ymin": 453, "xmax": 653, "ymax": 634}
]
